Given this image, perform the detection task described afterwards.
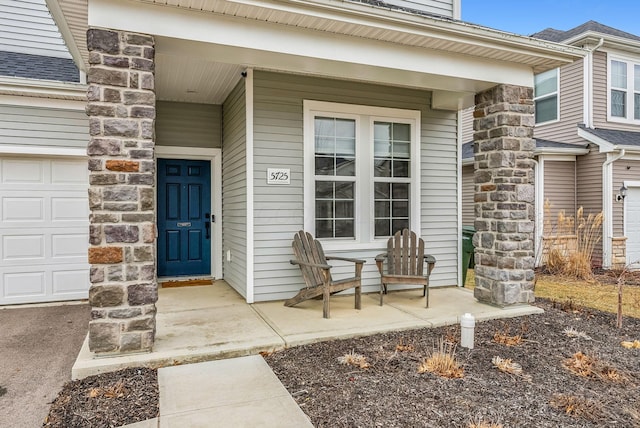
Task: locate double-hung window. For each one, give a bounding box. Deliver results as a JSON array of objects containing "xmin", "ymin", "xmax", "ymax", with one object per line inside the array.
[
  {"xmin": 534, "ymin": 68, "xmax": 559, "ymax": 124},
  {"xmin": 609, "ymin": 57, "xmax": 640, "ymax": 122},
  {"xmin": 304, "ymin": 101, "xmax": 420, "ymax": 248}
]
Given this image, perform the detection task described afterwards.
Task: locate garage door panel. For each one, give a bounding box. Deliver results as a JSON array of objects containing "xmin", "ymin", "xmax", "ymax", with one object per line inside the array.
[
  {"xmin": 1, "ymin": 159, "xmax": 45, "ymax": 184},
  {"xmin": 0, "ymin": 156, "xmax": 89, "ymax": 305},
  {"xmin": 3, "ymin": 234, "xmax": 45, "ymax": 260},
  {"xmin": 626, "ymin": 187, "xmax": 640, "ymax": 267},
  {"xmin": 2, "ymin": 197, "xmax": 45, "ymax": 221}
]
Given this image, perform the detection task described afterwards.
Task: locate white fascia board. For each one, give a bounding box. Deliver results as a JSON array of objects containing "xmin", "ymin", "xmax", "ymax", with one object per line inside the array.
[
  {"xmin": 565, "ymin": 32, "xmax": 640, "ymax": 54},
  {"xmin": 0, "ymin": 145, "xmax": 87, "ymax": 157},
  {"xmin": 88, "ymin": 0, "xmax": 537, "ymax": 92},
  {"xmin": 0, "ymin": 76, "xmax": 87, "ymax": 102},
  {"xmin": 0, "ymin": 94, "xmax": 86, "ymax": 110},
  {"xmin": 45, "ymin": 0, "xmax": 87, "ymax": 71},
  {"xmin": 534, "ymin": 148, "xmax": 589, "ymax": 156},
  {"xmin": 577, "ymin": 127, "xmax": 616, "ymax": 153}
]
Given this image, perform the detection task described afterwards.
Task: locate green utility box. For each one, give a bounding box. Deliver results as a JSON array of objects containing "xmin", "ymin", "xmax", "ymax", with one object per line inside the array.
[{"xmin": 461, "ymin": 226, "xmax": 476, "ymax": 287}]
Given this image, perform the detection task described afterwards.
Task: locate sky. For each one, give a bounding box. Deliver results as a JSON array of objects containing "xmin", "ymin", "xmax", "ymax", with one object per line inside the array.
[{"xmin": 462, "ymin": 0, "xmax": 640, "ymax": 37}]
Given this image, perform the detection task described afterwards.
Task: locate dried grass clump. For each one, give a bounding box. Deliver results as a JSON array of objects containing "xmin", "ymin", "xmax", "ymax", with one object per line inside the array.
[
  {"xmin": 337, "ymin": 350, "xmax": 370, "ymax": 369},
  {"xmin": 563, "ymin": 327, "xmax": 592, "ymax": 340},
  {"xmin": 541, "ymin": 202, "xmax": 603, "ymax": 280},
  {"xmin": 563, "ymin": 352, "xmax": 627, "ymax": 382},
  {"xmin": 88, "ymin": 380, "xmax": 127, "ymax": 399},
  {"xmin": 621, "ymin": 340, "xmax": 640, "ymax": 349},
  {"xmin": 492, "ymin": 356, "xmax": 532, "ymax": 382},
  {"xmin": 395, "ymin": 339, "xmax": 415, "ymax": 352},
  {"xmin": 418, "ymin": 338, "xmax": 463, "ymax": 379},
  {"xmin": 492, "ymin": 324, "xmax": 524, "ymax": 346},
  {"xmin": 468, "ymin": 420, "xmax": 503, "ymax": 428},
  {"xmin": 550, "ymin": 393, "xmax": 603, "ymax": 422}
]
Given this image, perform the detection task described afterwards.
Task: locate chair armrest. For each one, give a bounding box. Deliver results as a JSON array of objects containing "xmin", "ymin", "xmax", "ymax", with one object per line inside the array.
[
  {"xmin": 375, "ymin": 253, "xmax": 387, "ymax": 262},
  {"xmin": 290, "ymin": 260, "xmax": 331, "ymax": 270},
  {"xmin": 423, "ymin": 254, "xmax": 436, "ymax": 276},
  {"xmin": 325, "ymin": 256, "xmax": 365, "ymax": 264}
]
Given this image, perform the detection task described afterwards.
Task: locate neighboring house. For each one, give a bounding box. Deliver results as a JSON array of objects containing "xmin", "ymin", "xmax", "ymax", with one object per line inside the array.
[
  {"xmin": 0, "ymin": 0, "xmax": 89, "ymax": 305},
  {"xmin": 43, "ymin": 0, "xmax": 585, "ymax": 355},
  {"xmin": 463, "ymin": 21, "xmax": 640, "ymax": 270}
]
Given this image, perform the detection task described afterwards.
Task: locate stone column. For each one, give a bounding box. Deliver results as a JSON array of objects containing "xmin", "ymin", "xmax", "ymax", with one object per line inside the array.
[
  {"xmin": 472, "ymin": 84, "xmax": 535, "ymax": 306},
  {"xmin": 86, "ymin": 28, "xmax": 157, "ymax": 354}
]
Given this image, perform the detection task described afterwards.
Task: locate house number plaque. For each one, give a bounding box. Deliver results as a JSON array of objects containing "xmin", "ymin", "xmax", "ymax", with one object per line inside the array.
[{"xmin": 267, "ymin": 168, "xmax": 290, "ymax": 185}]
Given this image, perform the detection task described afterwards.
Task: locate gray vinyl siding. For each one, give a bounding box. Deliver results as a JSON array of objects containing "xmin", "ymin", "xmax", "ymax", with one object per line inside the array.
[
  {"xmin": 592, "ymin": 51, "xmax": 640, "ymax": 132},
  {"xmin": 612, "ymin": 159, "xmax": 640, "ymax": 236},
  {"xmin": 576, "ymin": 148, "xmax": 605, "ymax": 266},
  {"xmin": 534, "ymin": 60, "xmax": 584, "ymax": 145},
  {"xmin": 0, "ymin": 105, "xmax": 87, "ymax": 147},
  {"xmin": 543, "ymin": 160, "xmax": 577, "ymax": 230},
  {"xmin": 252, "ymin": 71, "xmax": 458, "ymax": 302},
  {"xmin": 0, "ymin": 0, "xmax": 71, "ymax": 58},
  {"xmin": 222, "ymin": 80, "xmax": 247, "ymax": 297},
  {"xmin": 377, "ymin": 0, "xmax": 455, "ymax": 18},
  {"xmin": 461, "ymin": 164, "xmax": 474, "ymax": 226},
  {"xmin": 156, "ymin": 101, "xmax": 221, "ymax": 148}
]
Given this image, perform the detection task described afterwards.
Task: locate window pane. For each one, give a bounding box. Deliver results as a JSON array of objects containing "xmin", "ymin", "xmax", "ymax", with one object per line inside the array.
[
  {"xmin": 316, "ymin": 220, "xmax": 333, "ymax": 238},
  {"xmin": 535, "ymin": 95, "xmax": 558, "ymax": 123},
  {"xmin": 335, "ymin": 200, "xmax": 354, "ymax": 218},
  {"xmin": 335, "ymin": 119, "xmax": 355, "ymax": 138},
  {"xmin": 375, "ymin": 201, "xmax": 390, "ymax": 217},
  {"xmin": 374, "ymin": 140, "xmax": 391, "ymax": 157},
  {"xmin": 315, "ymin": 137, "xmax": 334, "ymax": 154},
  {"xmin": 635, "ymin": 93, "xmax": 640, "ymax": 120},
  {"xmin": 315, "ymin": 200, "xmax": 333, "ymax": 219},
  {"xmin": 375, "ymin": 182, "xmax": 390, "ymax": 199},
  {"xmin": 392, "ymin": 183, "xmax": 409, "ymax": 199},
  {"xmin": 534, "ymin": 69, "xmax": 557, "ymax": 97},
  {"xmin": 334, "ymin": 220, "xmax": 354, "ymax": 238},
  {"xmin": 315, "ymin": 117, "xmax": 356, "ymax": 178},
  {"xmin": 611, "ymin": 60, "xmax": 627, "ymax": 89},
  {"xmin": 375, "ymin": 219, "xmax": 390, "ymax": 237},
  {"xmin": 392, "ymin": 201, "xmax": 409, "ymax": 217},
  {"xmin": 392, "ymin": 219, "xmax": 409, "ymax": 235},
  {"xmin": 374, "ymin": 122, "xmax": 391, "ymax": 140},
  {"xmin": 335, "ymin": 138, "xmax": 355, "ymax": 156},
  {"xmin": 315, "ymin": 181, "xmax": 333, "ymax": 198},
  {"xmin": 335, "ymin": 157, "xmax": 355, "ymax": 176},
  {"xmin": 393, "ymin": 142, "xmax": 410, "ymax": 159},
  {"xmin": 393, "ymin": 160, "xmax": 409, "ymax": 178},
  {"xmin": 315, "ymin": 117, "xmax": 334, "ymax": 136},
  {"xmin": 612, "ymin": 90, "xmax": 626, "ymax": 117},
  {"xmin": 374, "ymin": 159, "xmax": 391, "ymax": 177},
  {"xmin": 335, "ymin": 181, "xmax": 354, "ymax": 199},
  {"xmin": 635, "ymin": 65, "xmax": 640, "ymax": 91},
  {"xmin": 392, "ymin": 123, "xmax": 410, "ymax": 142},
  {"xmin": 315, "ymin": 156, "xmax": 334, "ymax": 175}
]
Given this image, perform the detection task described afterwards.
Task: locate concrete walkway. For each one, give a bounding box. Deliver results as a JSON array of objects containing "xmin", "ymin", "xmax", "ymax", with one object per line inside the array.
[{"xmin": 71, "ymin": 281, "xmax": 543, "ymax": 427}]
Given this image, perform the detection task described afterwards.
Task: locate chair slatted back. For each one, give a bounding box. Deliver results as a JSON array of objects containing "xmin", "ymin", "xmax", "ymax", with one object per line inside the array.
[
  {"xmin": 292, "ymin": 230, "xmax": 330, "ymax": 288},
  {"xmin": 388, "ymin": 229, "xmax": 425, "ymax": 276}
]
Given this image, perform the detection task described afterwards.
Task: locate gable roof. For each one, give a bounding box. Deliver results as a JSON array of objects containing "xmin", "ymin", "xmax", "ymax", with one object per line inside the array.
[
  {"xmin": 0, "ymin": 51, "xmax": 79, "ymax": 83},
  {"xmin": 531, "ymin": 20, "xmax": 640, "ymax": 43},
  {"xmin": 578, "ymin": 125, "xmax": 640, "ymax": 151}
]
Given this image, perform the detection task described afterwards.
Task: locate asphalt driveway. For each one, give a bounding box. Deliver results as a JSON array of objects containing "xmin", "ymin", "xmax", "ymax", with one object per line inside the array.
[{"xmin": 0, "ymin": 303, "xmax": 89, "ymax": 427}]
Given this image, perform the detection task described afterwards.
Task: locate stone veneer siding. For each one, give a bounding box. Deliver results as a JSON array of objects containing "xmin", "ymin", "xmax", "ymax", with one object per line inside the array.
[
  {"xmin": 472, "ymin": 84, "xmax": 536, "ymax": 306},
  {"xmin": 86, "ymin": 28, "xmax": 157, "ymax": 354}
]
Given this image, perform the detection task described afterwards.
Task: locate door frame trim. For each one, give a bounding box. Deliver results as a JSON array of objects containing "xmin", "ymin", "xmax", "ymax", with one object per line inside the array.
[{"xmin": 156, "ymin": 147, "xmax": 222, "ymax": 279}]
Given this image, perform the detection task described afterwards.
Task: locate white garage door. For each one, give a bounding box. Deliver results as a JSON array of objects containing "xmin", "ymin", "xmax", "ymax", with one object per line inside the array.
[
  {"xmin": 0, "ymin": 157, "xmax": 89, "ymax": 305},
  {"xmin": 626, "ymin": 186, "xmax": 640, "ymax": 268}
]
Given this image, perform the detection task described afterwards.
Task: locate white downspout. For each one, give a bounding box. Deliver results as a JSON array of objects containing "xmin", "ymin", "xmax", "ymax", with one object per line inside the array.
[
  {"xmin": 533, "ymin": 157, "xmax": 543, "ymax": 266},
  {"xmin": 457, "ymin": 110, "xmax": 463, "ymax": 286},
  {"xmin": 584, "ymin": 38, "xmax": 604, "ymax": 128},
  {"xmin": 602, "ymin": 149, "xmax": 625, "ymax": 268}
]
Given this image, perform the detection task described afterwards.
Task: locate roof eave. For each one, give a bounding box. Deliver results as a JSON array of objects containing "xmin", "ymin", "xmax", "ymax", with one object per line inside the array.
[{"xmin": 0, "ymin": 76, "xmax": 87, "ymax": 101}]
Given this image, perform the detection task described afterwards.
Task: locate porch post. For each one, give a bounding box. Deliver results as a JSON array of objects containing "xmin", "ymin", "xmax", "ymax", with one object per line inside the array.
[
  {"xmin": 86, "ymin": 28, "xmax": 157, "ymax": 354},
  {"xmin": 472, "ymin": 84, "xmax": 536, "ymax": 306}
]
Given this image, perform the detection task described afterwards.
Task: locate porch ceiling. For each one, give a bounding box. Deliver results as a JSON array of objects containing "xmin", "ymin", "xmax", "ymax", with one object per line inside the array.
[{"xmin": 48, "ymin": 0, "xmax": 586, "ymax": 106}]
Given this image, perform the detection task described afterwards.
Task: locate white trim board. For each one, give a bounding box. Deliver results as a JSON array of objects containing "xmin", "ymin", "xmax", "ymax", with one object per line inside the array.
[{"xmin": 155, "ymin": 146, "xmax": 223, "ymax": 280}]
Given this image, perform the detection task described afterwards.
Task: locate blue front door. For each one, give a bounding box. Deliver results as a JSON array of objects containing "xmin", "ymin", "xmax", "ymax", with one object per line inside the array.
[{"xmin": 157, "ymin": 159, "xmax": 211, "ymax": 277}]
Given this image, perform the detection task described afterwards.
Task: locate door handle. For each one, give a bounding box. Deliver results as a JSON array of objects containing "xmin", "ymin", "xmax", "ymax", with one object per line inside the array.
[{"xmin": 205, "ymin": 221, "xmax": 210, "ymax": 239}]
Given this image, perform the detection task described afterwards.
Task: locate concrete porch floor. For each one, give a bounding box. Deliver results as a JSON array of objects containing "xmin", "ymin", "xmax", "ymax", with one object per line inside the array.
[{"xmin": 72, "ymin": 280, "xmax": 543, "ymax": 379}]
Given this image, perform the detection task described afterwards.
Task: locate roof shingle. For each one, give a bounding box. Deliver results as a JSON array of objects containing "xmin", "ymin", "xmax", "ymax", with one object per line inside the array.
[{"xmin": 0, "ymin": 51, "xmax": 79, "ymax": 83}]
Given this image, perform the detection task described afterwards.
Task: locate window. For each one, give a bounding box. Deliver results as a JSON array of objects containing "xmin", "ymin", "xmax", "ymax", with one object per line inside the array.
[
  {"xmin": 534, "ymin": 68, "xmax": 559, "ymax": 124},
  {"xmin": 304, "ymin": 101, "xmax": 420, "ymax": 247},
  {"xmin": 609, "ymin": 57, "xmax": 640, "ymax": 122}
]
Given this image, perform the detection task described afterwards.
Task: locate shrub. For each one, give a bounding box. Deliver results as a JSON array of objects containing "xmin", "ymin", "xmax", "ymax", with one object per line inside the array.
[{"xmin": 418, "ymin": 337, "xmax": 463, "ymax": 378}]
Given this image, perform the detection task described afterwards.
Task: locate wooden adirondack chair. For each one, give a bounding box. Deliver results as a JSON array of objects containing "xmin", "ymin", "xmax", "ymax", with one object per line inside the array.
[
  {"xmin": 286, "ymin": 230, "xmax": 365, "ymax": 318},
  {"xmin": 375, "ymin": 229, "xmax": 436, "ymax": 307}
]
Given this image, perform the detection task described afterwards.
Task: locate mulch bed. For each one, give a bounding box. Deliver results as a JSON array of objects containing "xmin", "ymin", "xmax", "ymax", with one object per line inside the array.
[
  {"xmin": 265, "ymin": 299, "xmax": 640, "ymax": 427},
  {"xmin": 43, "ymin": 367, "xmax": 158, "ymax": 428},
  {"xmin": 43, "ymin": 299, "xmax": 639, "ymax": 427}
]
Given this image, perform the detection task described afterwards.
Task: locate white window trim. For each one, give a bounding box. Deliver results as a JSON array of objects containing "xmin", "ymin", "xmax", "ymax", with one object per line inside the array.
[
  {"xmin": 303, "ymin": 100, "xmax": 421, "ymax": 251},
  {"xmin": 534, "ymin": 67, "xmax": 560, "ymax": 126},
  {"xmin": 607, "ymin": 54, "xmax": 640, "ymax": 124}
]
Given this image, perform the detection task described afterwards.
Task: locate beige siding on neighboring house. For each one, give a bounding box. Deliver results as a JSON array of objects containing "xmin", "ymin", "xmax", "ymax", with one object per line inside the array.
[
  {"xmin": 576, "ymin": 148, "xmax": 605, "ymax": 265},
  {"xmin": 461, "ymin": 164, "xmax": 474, "ymax": 226},
  {"xmin": 0, "ymin": 0, "xmax": 71, "ymax": 58},
  {"xmin": 612, "ymin": 159, "xmax": 640, "ymax": 236},
  {"xmin": 0, "ymin": 104, "xmax": 87, "ymax": 147},
  {"xmin": 380, "ymin": 0, "xmax": 456, "ymax": 18},
  {"xmin": 534, "ymin": 59, "xmax": 585, "ymax": 144},
  {"xmin": 222, "ymin": 80, "xmax": 247, "ymax": 297},
  {"xmin": 156, "ymin": 101, "xmax": 221, "ymax": 148},
  {"xmin": 592, "ymin": 51, "xmax": 640, "ymax": 132},
  {"xmin": 543, "ymin": 160, "xmax": 577, "ymax": 232},
  {"xmin": 252, "ymin": 71, "xmax": 458, "ymax": 301}
]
